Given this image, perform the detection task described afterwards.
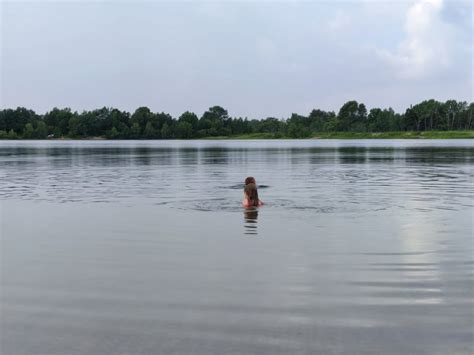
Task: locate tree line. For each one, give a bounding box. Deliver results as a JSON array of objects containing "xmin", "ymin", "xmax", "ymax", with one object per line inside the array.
[{"xmin": 0, "ymin": 99, "xmax": 472, "ymax": 139}]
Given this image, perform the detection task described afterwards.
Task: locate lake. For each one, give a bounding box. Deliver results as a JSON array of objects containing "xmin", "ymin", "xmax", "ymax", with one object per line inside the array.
[{"xmin": 1, "ymin": 139, "xmax": 473, "ymax": 355}]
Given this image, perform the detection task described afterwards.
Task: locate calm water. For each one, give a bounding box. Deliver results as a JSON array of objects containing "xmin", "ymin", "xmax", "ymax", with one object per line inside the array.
[{"xmin": 1, "ymin": 140, "xmax": 473, "ymax": 355}]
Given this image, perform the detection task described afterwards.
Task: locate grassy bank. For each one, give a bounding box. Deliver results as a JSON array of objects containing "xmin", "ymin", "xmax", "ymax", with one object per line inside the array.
[
  {"xmin": 312, "ymin": 131, "xmax": 474, "ymax": 139},
  {"xmin": 203, "ymin": 131, "xmax": 474, "ymax": 140}
]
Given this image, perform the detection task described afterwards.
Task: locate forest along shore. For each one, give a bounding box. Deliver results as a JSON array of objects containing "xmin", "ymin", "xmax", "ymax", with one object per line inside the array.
[{"xmin": 1, "ymin": 99, "xmax": 472, "ymax": 140}]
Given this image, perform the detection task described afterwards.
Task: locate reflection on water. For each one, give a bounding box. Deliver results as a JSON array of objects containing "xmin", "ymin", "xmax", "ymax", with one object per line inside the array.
[
  {"xmin": 1, "ymin": 140, "xmax": 473, "ymax": 214},
  {"xmin": 244, "ymin": 208, "xmax": 259, "ymax": 235},
  {"xmin": 1, "ymin": 140, "xmax": 473, "ymax": 355}
]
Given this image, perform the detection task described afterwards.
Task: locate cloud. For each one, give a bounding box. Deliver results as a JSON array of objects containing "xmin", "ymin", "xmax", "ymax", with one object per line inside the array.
[
  {"xmin": 2, "ymin": 1, "xmax": 471, "ymax": 117},
  {"xmin": 376, "ymin": 0, "xmax": 459, "ymax": 79}
]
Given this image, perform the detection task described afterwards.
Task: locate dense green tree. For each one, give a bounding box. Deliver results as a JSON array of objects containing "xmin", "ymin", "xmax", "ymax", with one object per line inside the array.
[
  {"xmin": 406, "ymin": 100, "xmax": 443, "ymax": 131},
  {"xmin": 442, "ymin": 100, "xmax": 469, "ymax": 130},
  {"xmin": 0, "ymin": 112, "xmax": 5, "ymax": 132},
  {"xmin": 144, "ymin": 121, "xmax": 158, "ymax": 139},
  {"xmin": 324, "ymin": 116, "xmax": 338, "ymax": 131},
  {"xmin": 338, "ymin": 101, "xmax": 358, "ymax": 131},
  {"xmin": 367, "ymin": 108, "xmax": 398, "ymax": 132},
  {"xmin": 92, "ymin": 107, "xmax": 114, "ymax": 134},
  {"xmin": 7, "ymin": 129, "xmax": 18, "ymax": 139},
  {"xmin": 23, "ymin": 123, "xmax": 35, "ymax": 138},
  {"xmin": 308, "ymin": 109, "xmax": 334, "ymax": 132},
  {"xmin": 197, "ymin": 117, "xmax": 212, "ymax": 136},
  {"xmin": 404, "ymin": 107, "xmax": 419, "ymax": 131},
  {"xmin": 200, "ymin": 106, "xmax": 228, "ymax": 136},
  {"xmin": 106, "ymin": 126, "xmax": 120, "ymax": 139},
  {"xmin": 338, "ymin": 101, "xmax": 367, "ymax": 131},
  {"xmin": 286, "ymin": 114, "xmax": 311, "ymax": 138},
  {"xmin": 35, "ymin": 121, "xmax": 48, "ymax": 138},
  {"xmin": 179, "ymin": 111, "xmax": 199, "ymax": 131},
  {"xmin": 464, "ymin": 103, "xmax": 474, "ymax": 129},
  {"xmin": 229, "ymin": 117, "xmax": 249, "ymax": 135},
  {"xmin": 44, "ymin": 108, "xmax": 74, "ymax": 136},
  {"xmin": 2, "ymin": 107, "xmax": 37, "ymax": 134},
  {"xmin": 130, "ymin": 122, "xmax": 141, "ymax": 139},
  {"xmin": 155, "ymin": 112, "xmax": 173, "ymax": 130},
  {"xmin": 161, "ymin": 122, "xmax": 172, "ymax": 139},
  {"xmin": 257, "ymin": 118, "xmax": 284, "ymax": 134},
  {"xmin": 68, "ymin": 116, "xmax": 83, "ymax": 137},
  {"xmin": 176, "ymin": 121, "xmax": 193, "ymax": 139},
  {"xmin": 119, "ymin": 124, "xmax": 131, "ymax": 139},
  {"xmin": 131, "ymin": 107, "xmax": 154, "ymax": 133}
]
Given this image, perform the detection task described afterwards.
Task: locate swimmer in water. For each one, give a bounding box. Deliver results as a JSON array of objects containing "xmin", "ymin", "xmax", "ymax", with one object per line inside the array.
[
  {"xmin": 245, "ymin": 176, "xmax": 256, "ymax": 185},
  {"xmin": 243, "ymin": 177, "xmax": 263, "ymax": 207}
]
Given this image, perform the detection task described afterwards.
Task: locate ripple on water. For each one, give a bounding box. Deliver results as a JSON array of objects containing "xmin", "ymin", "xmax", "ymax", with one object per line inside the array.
[
  {"xmin": 219, "ymin": 184, "xmax": 271, "ymax": 190},
  {"xmin": 1, "ymin": 142, "xmax": 472, "ymax": 214}
]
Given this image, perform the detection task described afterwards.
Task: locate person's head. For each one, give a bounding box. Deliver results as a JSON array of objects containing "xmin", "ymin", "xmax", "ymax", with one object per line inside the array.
[
  {"xmin": 245, "ymin": 176, "xmax": 256, "ymax": 185},
  {"xmin": 244, "ymin": 183, "xmax": 259, "ymax": 206}
]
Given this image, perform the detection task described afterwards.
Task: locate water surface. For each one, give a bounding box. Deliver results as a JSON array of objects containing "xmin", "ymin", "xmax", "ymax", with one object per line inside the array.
[{"xmin": 1, "ymin": 140, "xmax": 473, "ymax": 355}]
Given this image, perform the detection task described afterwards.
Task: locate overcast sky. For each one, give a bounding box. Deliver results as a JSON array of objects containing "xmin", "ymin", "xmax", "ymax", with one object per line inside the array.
[{"xmin": 1, "ymin": 0, "xmax": 472, "ymax": 118}]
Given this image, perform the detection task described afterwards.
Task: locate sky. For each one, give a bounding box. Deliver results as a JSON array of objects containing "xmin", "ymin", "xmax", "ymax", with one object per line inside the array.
[{"xmin": 1, "ymin": 0, "xmax": 472, "ymax": 118}]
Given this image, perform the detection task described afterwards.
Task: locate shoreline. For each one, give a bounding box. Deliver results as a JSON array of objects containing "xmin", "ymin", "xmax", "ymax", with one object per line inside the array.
[
  {"xmin": 1, "ymin": 131, "xmax": 473, "ymax": 141},
  {"xmin": 203, "ymin": 131, "xmax": 474, "ymax": 140}
]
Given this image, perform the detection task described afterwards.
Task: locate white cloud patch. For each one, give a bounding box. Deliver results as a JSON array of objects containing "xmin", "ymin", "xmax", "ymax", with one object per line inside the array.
[{"xmin": 377, "ymin": 0, "xmax": 457, "ymax": 79}]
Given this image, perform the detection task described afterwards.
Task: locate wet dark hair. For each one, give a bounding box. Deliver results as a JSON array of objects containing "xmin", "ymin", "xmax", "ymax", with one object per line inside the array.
[
  {"xmin": 245, "ymin": 176, "xmax": 256, "ymax": 185},
  {"xmin": 244, "ymin": 183, "xmax": 259, "ymax": 207}
]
